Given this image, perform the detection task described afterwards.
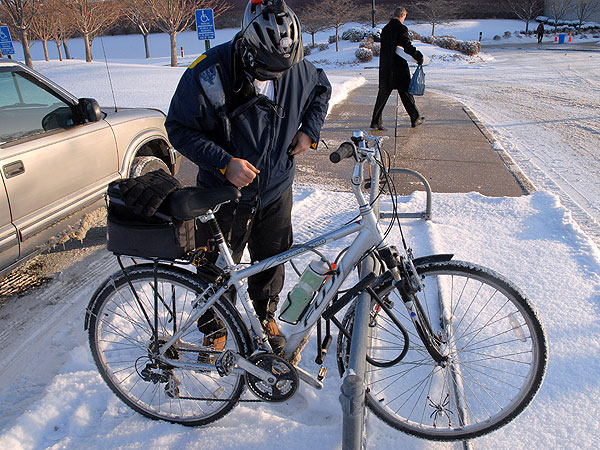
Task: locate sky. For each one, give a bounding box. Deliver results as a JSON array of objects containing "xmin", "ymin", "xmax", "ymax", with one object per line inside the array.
[{"xmin": 1, "ymin": 19, "xmax": 599, "ymax": 450}]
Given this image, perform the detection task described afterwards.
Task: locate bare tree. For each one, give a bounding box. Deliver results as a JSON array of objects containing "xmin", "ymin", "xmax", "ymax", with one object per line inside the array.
[
  {"xmin": 298, "ymin": 2, "xmax": 329, "ymax": 47},
  {"xmin": 547, "ymin": 0, "xmax": 574, "ymax": 32},
  {"xmin": 55, "ymin": 8, "xmax": 78, "ymax": 60},
  {"xmin": 503, "ymin": 0, "xmax": 544, "ymax": 33},
  {"xmin": 574, "ymin": 0, "xmax": 600, "ymax": 28},
  {"xmin": 305, "ymin": 0, "xmax": 356, "ymax": 51},
  {"xmin": 123, "ymin": 0, "xmax": 154, "ymax": 58},
  {"xmin": 147, "ymin": 0, "xmax": 230, "ymax": 67},
  {"xmin": 30, "ymin": 0, "xmax": 62, "ymax": 61},
  {"xmin": 411, "ymin": 0, "xmax": 462, "ymax": 36},
  {"xmin": 0, "ymin": 0, "xmax": 40, "ymax": 68},
  {"xmin": 60, "ymin": 0, "xmax": 121, "ymax": 62}
]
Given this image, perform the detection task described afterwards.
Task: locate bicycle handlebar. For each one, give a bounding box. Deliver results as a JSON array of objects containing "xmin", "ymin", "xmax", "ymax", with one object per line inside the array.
[{"xmin": 329, "ymin": 141, "xmax": 356, "ymax": 163}]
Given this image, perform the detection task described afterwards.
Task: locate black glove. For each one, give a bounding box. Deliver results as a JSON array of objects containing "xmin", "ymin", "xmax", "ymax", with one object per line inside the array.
[
  {"xmin": 415, "ymin": 50, "xmax": 424, "ymax": 65},
  {"xmin": 119, "ymin": 169, "xmax": 181, "ymax": 217}
]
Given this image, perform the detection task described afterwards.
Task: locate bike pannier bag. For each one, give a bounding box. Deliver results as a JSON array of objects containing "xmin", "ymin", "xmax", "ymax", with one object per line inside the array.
[
  {"xmin": 106, "ymin": 181, "xmax": 195, "ymax": 260},
  {"xmin": 408, "ymin": 65, "xmax": 425, "ymax": 96}
]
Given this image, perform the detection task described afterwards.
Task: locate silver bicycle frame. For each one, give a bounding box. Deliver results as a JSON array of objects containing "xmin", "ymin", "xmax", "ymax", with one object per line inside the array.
[{"xmin": 160, "ymin": 137, "xmax": 390, "ymax": 363}]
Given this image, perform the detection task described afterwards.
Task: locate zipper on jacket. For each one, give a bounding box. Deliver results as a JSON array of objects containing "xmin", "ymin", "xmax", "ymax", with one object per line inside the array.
[{"xmin": 264, "ymin": 80, "xmax": 279, "ymax": 192}]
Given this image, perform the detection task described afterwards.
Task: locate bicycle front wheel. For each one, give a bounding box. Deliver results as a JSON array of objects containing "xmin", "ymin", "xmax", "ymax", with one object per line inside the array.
[
  {"xmin": 87, "ymin": 263, "xmax": 250, "ymax": 426},
  {"xmin": 341, "ymin": 260, "xmax": 547, "ymax": 441}
]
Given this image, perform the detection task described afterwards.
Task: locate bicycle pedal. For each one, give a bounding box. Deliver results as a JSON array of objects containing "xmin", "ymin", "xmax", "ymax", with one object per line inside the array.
[
  {"xmin": 215, "ymin": 350, "xmax": 235, "ymax": 377},
  {"xmin": 317, "ymin": 366, "xmax": 328, "ymax": 382}
]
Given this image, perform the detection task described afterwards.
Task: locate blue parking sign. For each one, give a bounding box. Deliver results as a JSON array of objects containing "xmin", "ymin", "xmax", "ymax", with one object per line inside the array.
[
  {"xmin": 0, "ymin": 26, "xmax": 15, "ymax": 56},
  {"xmin": 196, "ymin": 9, "xmax": 215, "ymax": 40}
]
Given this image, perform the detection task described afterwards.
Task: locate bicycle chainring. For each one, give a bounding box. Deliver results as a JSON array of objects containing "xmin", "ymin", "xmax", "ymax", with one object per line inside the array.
[{"xmin": 245, "ymin": 353, "xmax": 299, "ymax": 402}]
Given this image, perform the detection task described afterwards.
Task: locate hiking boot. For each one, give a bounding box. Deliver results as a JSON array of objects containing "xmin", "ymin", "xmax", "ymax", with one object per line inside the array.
[
  {"xmin": 197, "ymin": 332, "xmax": 227, "ymax": 366},
  {"xmin": 263, "ymin": 318, "xmax": 287, "ymax": 355}
]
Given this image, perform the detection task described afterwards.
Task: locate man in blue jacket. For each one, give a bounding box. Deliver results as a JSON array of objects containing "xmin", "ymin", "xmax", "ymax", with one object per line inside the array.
[
  {"xmin": 371, "ymin": 6, "xmax": 424, "ymax": 130},
  {"xmin": 165, "ymin": 0, "xmax": 331, "ymax": 355}
]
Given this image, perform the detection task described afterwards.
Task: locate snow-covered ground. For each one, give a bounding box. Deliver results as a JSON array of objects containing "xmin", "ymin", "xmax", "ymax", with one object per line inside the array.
[{"xmin": 1, "ymin": 19, "xmax": 599, "ymax": 449}]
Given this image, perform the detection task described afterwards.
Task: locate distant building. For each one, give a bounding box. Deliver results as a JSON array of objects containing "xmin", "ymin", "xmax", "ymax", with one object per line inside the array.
[{"xmin": 544, "ymin": 1, "xmax": 600, "ymax": 23}]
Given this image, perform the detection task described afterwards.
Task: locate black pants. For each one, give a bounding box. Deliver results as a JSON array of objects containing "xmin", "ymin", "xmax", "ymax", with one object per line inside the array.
[
  {"xmin": 199, "ymin": 187, "xmax": 293, "ymax": 321},
  {"xmin": 371, "ymin": 85, "xmax": 419, "ymax": 127}
]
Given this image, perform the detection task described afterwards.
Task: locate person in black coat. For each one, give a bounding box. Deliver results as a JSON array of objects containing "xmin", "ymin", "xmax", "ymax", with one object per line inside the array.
[{"xmin": 371, "ymin": 7, "xmax": 424, "ymax": 130}]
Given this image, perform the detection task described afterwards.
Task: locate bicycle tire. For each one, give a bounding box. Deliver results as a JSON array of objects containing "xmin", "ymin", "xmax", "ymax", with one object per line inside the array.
[
  {"xmin": 87, "ymin": 264, "xmax": 251, "ymax": 426},
  {"xmin": 337, "ymin": 260, "xmax": 547, "ymax": 441}
]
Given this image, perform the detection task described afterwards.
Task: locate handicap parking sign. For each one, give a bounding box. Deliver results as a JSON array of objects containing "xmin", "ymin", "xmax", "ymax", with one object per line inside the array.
[
  {"xmin": 196, "ymin": 9, "xmax": 215, "ymax": 40},
  {"xmin": 0, "ymin": 26, "xmax": 15, "ymax": 55}
]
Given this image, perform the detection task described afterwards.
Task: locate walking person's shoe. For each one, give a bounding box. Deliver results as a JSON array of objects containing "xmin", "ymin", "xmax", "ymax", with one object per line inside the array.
[
  {"xmin": 411, "ymin": 117, "xmax": 425, "ymax": 128},
  {"xmin": 370, "ymin": 123, "xmax": 387, "ymax": 131}
]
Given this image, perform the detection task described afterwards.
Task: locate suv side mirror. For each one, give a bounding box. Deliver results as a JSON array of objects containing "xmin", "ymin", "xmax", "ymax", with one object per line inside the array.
[{"xmin": 78, "ymin": 98, "xmax": 102, "ymax": 123}]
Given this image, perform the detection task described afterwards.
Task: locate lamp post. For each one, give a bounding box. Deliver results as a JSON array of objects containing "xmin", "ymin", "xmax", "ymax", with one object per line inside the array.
[{"xmin": 371, "ymin": 0, "xmax": 376, "ymax": 27}]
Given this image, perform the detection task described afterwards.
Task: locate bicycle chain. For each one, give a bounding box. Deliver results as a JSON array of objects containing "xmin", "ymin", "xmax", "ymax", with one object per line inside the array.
[{"xmin": 177, "ymin": 396, "xmax": 264, "ymax": 403}]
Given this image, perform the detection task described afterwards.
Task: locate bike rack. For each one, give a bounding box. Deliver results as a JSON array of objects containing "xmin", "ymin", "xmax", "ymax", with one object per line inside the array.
[{"xmin": 380, "ymin": 168, "xmax": 432, "ymax": 221}]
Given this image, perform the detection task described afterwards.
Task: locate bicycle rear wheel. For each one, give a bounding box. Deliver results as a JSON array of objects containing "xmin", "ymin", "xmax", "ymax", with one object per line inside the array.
[
  {"xmin": 338, "ymin": 260, "xmax": 547, "ymax": 441},
  {"xmin": 87, "ymin": 263, "xmax": 250, "ymax": 426}
]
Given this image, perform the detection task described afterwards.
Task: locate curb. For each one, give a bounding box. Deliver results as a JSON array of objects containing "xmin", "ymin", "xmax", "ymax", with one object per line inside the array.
[{"xmin": 462, "ymin": 106, "xmax": 537, "ymax": 195}]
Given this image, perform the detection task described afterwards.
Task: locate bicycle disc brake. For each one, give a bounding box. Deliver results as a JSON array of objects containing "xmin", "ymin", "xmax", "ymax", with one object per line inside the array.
[{"xmin": 246, "ymin": 353, "xmax": 299, "ymax": 402}]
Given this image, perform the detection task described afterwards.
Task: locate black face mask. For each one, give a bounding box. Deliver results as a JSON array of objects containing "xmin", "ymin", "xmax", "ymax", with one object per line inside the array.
[
  {"xmin": 249, "ymin": 65, "xmax": 286, "ymax": 81},
  {"xmin": 236, "ymin": 38, "xmax": 287, "ymax": 81}
]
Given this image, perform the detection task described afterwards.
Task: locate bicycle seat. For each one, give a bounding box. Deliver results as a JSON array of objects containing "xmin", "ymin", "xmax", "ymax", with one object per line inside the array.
[{"xmin": 165, "ymin": 186, "xmax": 241, "ymax": 219}]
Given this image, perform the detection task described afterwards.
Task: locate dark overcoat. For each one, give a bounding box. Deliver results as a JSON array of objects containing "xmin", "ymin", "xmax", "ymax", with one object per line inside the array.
[{"xmin": 379, "ymin": 18, "xmax": 420, "ymax": 90}]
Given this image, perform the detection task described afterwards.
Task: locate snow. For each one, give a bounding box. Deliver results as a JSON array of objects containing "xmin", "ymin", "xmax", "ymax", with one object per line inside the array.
[{"xmin": 1, "ymin": 19, "xmax": 599, "ymax": 450}]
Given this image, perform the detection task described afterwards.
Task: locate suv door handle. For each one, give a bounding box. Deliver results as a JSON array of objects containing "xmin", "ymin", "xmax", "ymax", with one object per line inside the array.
[{"xmin": 3, "ymin": 160, "xmax": 25, "ymax": 178}]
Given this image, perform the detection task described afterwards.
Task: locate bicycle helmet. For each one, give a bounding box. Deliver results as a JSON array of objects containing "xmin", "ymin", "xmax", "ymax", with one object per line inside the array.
[{"xmin": 239, "ymin": 0, "xmax": 303, "ymax": 80}]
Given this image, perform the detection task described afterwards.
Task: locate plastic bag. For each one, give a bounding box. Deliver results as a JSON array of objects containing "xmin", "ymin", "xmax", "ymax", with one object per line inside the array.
[{"xmin": 408, "ymin": 65, "xmax": 425, "ymax": 96}]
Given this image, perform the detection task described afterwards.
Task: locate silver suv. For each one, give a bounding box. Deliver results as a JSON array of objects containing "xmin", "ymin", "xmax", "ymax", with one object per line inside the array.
[{"xmin": 0, "ymin": 60, "xmax": 180, "ymax": 278}]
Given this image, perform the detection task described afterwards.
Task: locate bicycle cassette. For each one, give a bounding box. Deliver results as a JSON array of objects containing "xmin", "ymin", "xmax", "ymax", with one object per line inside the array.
[{"xmin": 246, "ymin": 353, "xmax": 299, "ymax": 402}]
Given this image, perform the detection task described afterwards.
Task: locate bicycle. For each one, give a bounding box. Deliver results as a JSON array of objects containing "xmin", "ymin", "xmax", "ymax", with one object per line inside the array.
[{"xmin": 85, "ymin": 130, "xmax": 547, "ymax": 441}]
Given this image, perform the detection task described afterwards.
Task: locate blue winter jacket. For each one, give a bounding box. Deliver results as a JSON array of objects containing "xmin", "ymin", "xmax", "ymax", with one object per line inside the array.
[{"xmin": 165, "ymin": 39, "xmax": 331, "ymax": 207}]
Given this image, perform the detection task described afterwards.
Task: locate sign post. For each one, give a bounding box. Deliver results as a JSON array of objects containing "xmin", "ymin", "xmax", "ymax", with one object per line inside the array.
[
  {"xmin": 195, "ymin": 9, "xmax": 215, "ymax": 53},
  {"xmin": 0, "ymin": 26, "xmax": 16, "ymax": 59}
]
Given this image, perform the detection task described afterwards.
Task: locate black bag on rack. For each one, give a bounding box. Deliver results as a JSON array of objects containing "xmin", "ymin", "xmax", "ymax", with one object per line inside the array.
[{"xmin": 106, "ymin": 171, "xmax": 195, "ymax": 259}]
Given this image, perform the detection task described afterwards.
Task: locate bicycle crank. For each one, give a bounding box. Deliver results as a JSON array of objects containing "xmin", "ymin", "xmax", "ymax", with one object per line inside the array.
[{"xmin": 246, "ymin": 353, "xmax": 299, "ymax": 402}]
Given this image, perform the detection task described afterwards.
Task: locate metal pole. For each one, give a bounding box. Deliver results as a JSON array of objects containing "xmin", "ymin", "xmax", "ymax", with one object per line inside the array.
[
  {"xmin": 340, "ymin": 254, "xmax": 376, "ymax": 450},
  {"xmin": 340, "ymin": 153, "xmax": 381, "ymax": 449},
  {"xmin": 371, "ymin": 0, "xmax": 376, "ymax": 28}
]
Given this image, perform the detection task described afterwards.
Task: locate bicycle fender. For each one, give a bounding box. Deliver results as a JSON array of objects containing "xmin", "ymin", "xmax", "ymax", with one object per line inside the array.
[
  {"xmin": 412, "ymin": 254, "xmax": 453, "ymax": 267},
  {"xmin": 84, "ymin": 274, "xmax": 118, "ymax": 331}
]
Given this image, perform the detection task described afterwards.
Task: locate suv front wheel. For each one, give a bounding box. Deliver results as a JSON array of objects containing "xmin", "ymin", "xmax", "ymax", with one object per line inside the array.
[{"xmin": 130, "ymin": 155, "xmax": 170, "ymax": 177}]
